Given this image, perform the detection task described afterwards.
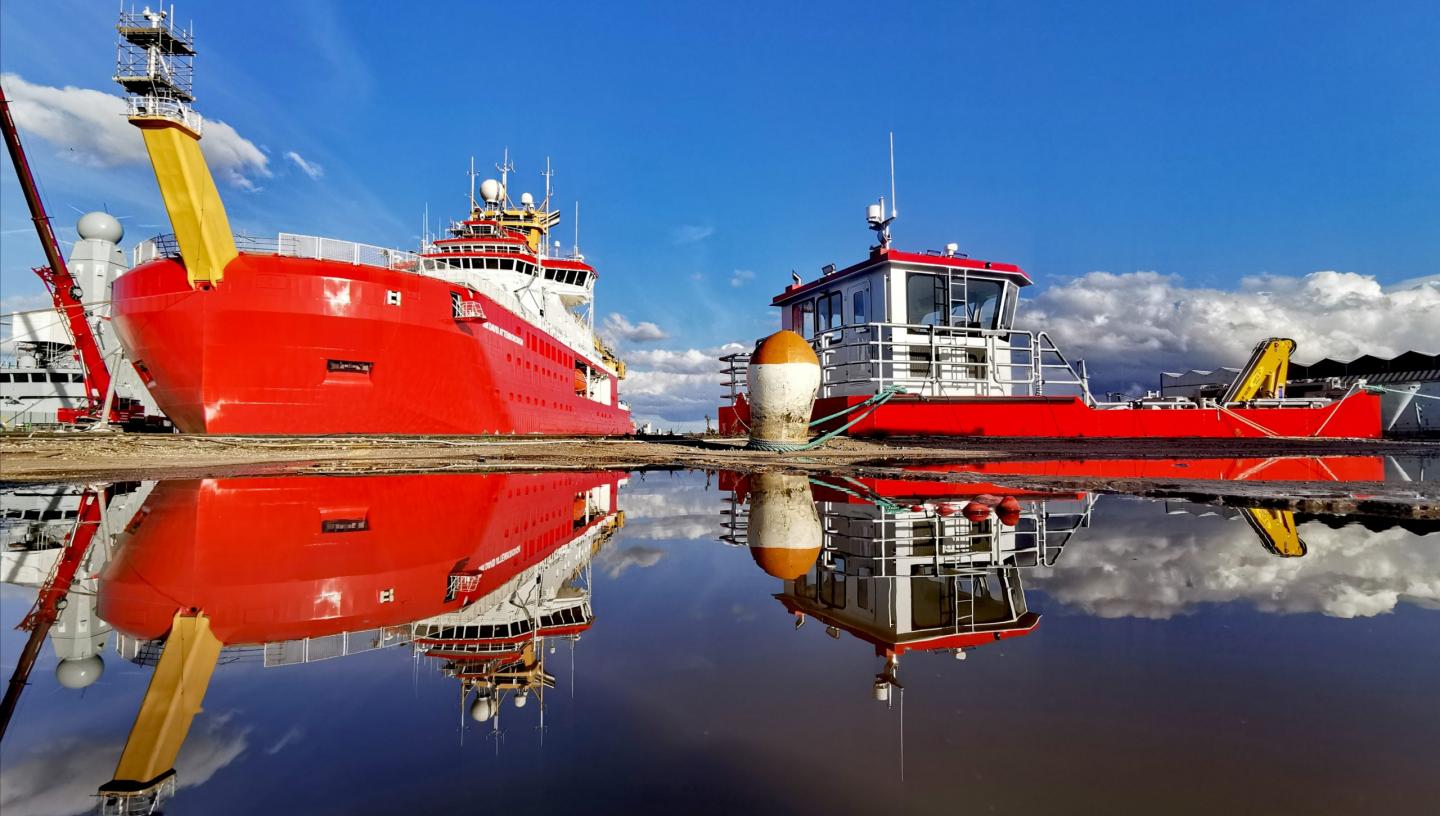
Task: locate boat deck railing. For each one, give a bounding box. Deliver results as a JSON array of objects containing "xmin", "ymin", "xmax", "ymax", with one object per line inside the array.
[
  {"xmin": 132, "ymin": 232, "xmax": 420, "ymax": 271},
  {"xmin": 720, "ymin": 322, "xmax": 1097, "ymax": 406},
  {"xmin": 813, "ymin": 322, "xmax": 1097, "ymax": 405}
]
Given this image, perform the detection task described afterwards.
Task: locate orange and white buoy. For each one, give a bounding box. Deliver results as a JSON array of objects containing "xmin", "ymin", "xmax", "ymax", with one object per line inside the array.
[
  {"xmin": 746, "ymin": 330, "xmax": 820, "ymax": 451},
  {"xmin": 746, "ymin": 472, "xmax": 822, "ymax": 580}
]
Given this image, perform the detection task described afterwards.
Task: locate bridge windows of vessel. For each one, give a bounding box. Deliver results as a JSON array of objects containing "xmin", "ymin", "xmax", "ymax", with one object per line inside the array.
[{"xmin": 906, "ymin": 273, "xmax": 1008, "ymax": 330}]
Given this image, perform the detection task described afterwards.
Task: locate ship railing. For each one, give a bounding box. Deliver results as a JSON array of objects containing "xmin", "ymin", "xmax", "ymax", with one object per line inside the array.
[
  {"xmin": 719, "ymin": 351, "xmax": 751, "ymax": 402},
  {"xmin": 122, "ymin": 95, "xmax": 203, "ymax": 135},
  {"xmin": 262, "ymin": 628, "xmax": 408, "ymax": 668},
  {"xmin": 132, "ymin": 232, "xmax": 420, "ymax": 271},
  {"xmin": 809, "ymin": 322, "xmax": 1098, "ymax": 407}
]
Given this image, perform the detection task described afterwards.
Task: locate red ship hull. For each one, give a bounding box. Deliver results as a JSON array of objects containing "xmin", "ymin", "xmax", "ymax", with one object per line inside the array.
[
  {"xmin": 99, "ymin": 471, "xmax": 623, "ymax": 644},
  {"xmin": 720, "ymin": 391, "xmax": 1382, "ymax": 439},
  {"xmin": 111, "ymin": 255, "xmax": 632, "ymax": 435}
]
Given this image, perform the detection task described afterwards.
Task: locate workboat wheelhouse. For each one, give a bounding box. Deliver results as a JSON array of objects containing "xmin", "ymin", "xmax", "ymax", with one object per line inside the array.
[{"xmin": 720, "ymin": 198, "xmax": 1381, "ymax": 439}]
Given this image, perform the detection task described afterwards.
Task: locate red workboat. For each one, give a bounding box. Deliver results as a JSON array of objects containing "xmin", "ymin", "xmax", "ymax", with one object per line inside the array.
[{"xmin": 719, "ymin": 195, "xmax": 1381, "ymax": 439}]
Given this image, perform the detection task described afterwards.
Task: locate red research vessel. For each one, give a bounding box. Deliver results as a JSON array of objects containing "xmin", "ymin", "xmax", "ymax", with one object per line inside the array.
[
  {"xmin": 98, "ymin": 471, "xmax": 625, "ymax": 645},
  {"xmin": 104, "ymin": 11, "xmax": 630, "ymax": 435}
]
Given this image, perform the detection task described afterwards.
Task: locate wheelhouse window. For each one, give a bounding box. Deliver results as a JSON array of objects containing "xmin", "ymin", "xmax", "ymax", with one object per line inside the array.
[
  {"xmin": 816, "ymin": 291, "xmax": 842, "ymax": 332},
  {"xmin": 956, "ymin": 279, "xmax": 1003, "ymax": 329},
  {"xmin": 907, "ymin": 273, "xmax": 1007, "ymax": 330},
  {"xmin": 792, "ymin": 300, "xmax": 816, "ymax": 340},
  {"xmin": 907, "ymin": 274, "xmax": 946, "ymax": 326},
  {"xmin": 852, "ymin": 287, "xmax": 869, "ymax": 325}
]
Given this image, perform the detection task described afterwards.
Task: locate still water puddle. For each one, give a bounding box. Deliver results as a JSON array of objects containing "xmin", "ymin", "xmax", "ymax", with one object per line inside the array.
[{"xmin": 1, "ymin": 461, "xmax": 1437, "ymax": 815}]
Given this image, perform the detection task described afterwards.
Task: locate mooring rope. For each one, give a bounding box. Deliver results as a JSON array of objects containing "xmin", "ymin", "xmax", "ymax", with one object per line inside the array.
[{"xmin": 746, "ymin": 386, "xmax": 907, "ymax": 452}]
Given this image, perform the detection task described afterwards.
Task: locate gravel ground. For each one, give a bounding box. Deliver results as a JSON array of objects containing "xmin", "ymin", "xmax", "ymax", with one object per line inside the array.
[{"xmin": 2, "ymin": 432, "xmax": 1436, "ymax": 517}]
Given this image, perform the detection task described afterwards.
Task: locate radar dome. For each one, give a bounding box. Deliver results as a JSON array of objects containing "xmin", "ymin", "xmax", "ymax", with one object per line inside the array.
[
  {"xmin": 77, "ymin": 212, "xmax": 123, "ymax": 244},
  {"xmin": 469, "ymin": 695, "xmax": 497, "ymax": 722},
  {"xmin": 513, "ymin": 690, "xmax": 529, "ymax": 708},
  {"xmin": 520, "ymin": 192, "xmax": 535, "ymax": 207},
  {"xmin": 479, "ymin": 179, "xmax": 503, "ymax": 204},
  {"xmin": 55, "ymin": 655, "xmax": 105, "ymax": 689}
]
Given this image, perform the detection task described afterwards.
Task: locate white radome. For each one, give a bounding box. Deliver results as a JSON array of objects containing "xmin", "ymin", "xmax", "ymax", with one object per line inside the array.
[
  {"xmin": 479, "ymin": 178, "xmax": 503, "ymax": 204},
  {"xmin": 55, "ymin": 655, "xmax": 105, "ymax": 689},
  {"xmin": 77, "ymin": 211, "xmax": 124, "ymax": 244},
  {"xmin": 470, "ymin": 694, "xmax": 496, "ymax": 722}
]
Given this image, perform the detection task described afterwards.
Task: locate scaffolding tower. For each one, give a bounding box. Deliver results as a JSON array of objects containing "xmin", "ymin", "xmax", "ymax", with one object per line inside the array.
[{"xmin": 113, "ymin": 5, "xmax": 200, "ymax": 134}]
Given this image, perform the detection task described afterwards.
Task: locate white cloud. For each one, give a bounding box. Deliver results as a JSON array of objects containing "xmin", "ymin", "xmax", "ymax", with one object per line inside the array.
[
  {"xmin": 730, "ymin": 269, "xmax": 755, "ymax": 288},
  {"xmin": 618, "ymin": 477, "xmax": 721, "ymax": 541},
  {"xmin": 670, "ymin": 224, "xmax": 715, "ymax": 244},
  {"xmin": 620, "ymin": 342, "xmax": 747, "ymax": 422},
  {"xmin": 0, "ymin": 716, "xmax": 248, "ymax": 816},
  {"xmin": 1034, "ymin": 499, "xmax": 1440, "ymax": 619},
  {"xmin": 0, "ymin": 292, "xmax": 55, "ymax": 315},
  {"xmin": 601, "ymin": 313, "xmax": 668, "ymax": 344},
  {"xmin": 623, "ymin": 348, "xmax": 729, "ymax": 374},
  {"xmin": 283, "ymin": 151, "xmax": 323, "ymax": 180},
  {"xmin": 596, "ymin": 545, "xmax": 667, "ymax": 578},
  {"xmin": 2, "ymin": 73, "xmax": 270, "ymax": 190},
  {"xmin": 1026, "ymin": 270, "xmax": 1440, "ymax": 390}
]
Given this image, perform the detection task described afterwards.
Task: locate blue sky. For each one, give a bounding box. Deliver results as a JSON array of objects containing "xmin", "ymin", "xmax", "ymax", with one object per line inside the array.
[{"xmin": 2, "ymin": 1, "xmax": 1437, "ymax": 421}]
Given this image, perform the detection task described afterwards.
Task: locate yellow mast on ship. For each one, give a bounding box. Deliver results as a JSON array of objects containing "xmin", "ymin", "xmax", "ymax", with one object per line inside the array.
[{"xmin": 114, "ymin": 4, "xmax": 236, "ymax": 288}]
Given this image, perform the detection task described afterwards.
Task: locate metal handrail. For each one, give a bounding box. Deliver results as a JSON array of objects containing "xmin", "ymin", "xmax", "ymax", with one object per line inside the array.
[
  {"xmin": 805, "ymin": 322, "xmax": 1095, "ymax": 405},
  {"xmin": 132, "ymin": 231, "xmax": 420, "ymax": 271}
]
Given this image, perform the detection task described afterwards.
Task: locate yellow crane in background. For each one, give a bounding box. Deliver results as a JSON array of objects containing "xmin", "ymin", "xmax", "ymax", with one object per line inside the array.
[{"xmin": 1223, "ymin": 338, "xmax": 1297, "ymax": 403}]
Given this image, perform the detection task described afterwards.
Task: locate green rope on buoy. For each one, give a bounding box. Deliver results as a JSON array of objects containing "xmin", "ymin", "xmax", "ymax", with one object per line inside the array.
[{"xmin": 747, "ymin": 386, "xmax": 906, "ymax": 453}]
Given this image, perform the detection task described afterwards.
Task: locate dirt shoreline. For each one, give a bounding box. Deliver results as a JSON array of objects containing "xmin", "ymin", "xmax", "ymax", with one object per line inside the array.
[{"xmin": 2, "ymin": 432, "xmax": 1436, "ymax": 517}]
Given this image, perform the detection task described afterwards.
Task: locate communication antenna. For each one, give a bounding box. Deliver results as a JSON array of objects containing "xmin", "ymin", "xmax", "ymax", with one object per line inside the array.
[
  {"xmin": 495, "ymin": 148, "xmax": 514, "ymax": 207},
  {"xmin": 889, "ymin": 131, "xmax": 897, "ymax": 220},
  {"xmin": 866, "ymin": 132, "xmax": 899, "ymax": 249},
  {"xmin": 467, "ymin": 156, "xmax": 478, "ymax": 212},
  {"xmin": 541, "ymin": 157, "xmax": 554, "ymax": 209},
  {"xmin": 574, "ymin": 200, "xmax": 580, "ymax": 257}
]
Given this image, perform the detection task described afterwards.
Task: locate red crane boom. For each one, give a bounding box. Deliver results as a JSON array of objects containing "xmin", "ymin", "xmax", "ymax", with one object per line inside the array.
[{"xmin": 0, "ymin": 82, "xmax": 114, "ymax": 418}]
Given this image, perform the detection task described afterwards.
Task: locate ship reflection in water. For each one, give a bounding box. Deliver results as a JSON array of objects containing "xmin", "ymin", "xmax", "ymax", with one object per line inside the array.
[{"xmin": 1, "ymin": 459, "xmax": 1437, "ymax": 814}]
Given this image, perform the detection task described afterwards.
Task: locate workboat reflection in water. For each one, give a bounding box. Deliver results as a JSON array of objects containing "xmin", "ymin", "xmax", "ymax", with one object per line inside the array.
[
  {"xmin": 718, "ymin": 457, "xmax": 1394, "ymax": 699},
  {"xmin": 77, "ymin": 471, "xmax": 624, "ymax": 813},
  {"xmin": 722, "ymin": 470, "xmax": 1093, "ymax": 699}
]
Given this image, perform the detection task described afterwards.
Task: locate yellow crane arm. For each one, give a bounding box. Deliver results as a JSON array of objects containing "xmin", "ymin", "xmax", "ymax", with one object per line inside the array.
[
  {"xmin": 1222, "ymin": 338, "xmax": 1296, "ymax": 402},
  {"xmin": 99, "ymin": 612, "xmax": 222, "ymax": 807},
  {"xmin": 1241, "ymin": 508, "xmax": 1307, "ymax": 557}
]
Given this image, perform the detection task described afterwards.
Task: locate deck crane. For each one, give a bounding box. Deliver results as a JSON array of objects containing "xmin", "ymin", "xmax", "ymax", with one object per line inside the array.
[
  {"xmin": 0, "ymin": 487, "xmax": 108, "ymax": 741},
  {"xmin": 1223, "ymin": 338, "xmax": 1297, "ymax": 403},
  {"xmin": 1, "ymin": 82, "xmax": 138, "ymax": 426}
]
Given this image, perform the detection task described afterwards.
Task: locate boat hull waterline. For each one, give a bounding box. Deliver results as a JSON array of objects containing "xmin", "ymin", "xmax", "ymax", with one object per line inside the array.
[
  {"xmin": 720, "ymin": 392, "xmax": 1382, "ymax": 439},
  {"xmin": 112, "ymin": 256, "xmax": 632, "ymax": 435}
]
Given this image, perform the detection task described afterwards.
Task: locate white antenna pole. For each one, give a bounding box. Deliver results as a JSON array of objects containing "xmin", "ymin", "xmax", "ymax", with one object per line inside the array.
[
  {"xmin": 888, "ymin": 131, "xmax": 897, "ymax": 219},
  {"xmin": 468, "ymin": 156, "xmax": 476, "ymax": 212},
  {"xmin": 574, "ymin": 201, "xmax": 580, "ymax": 255},
  {"xmin": 423, "ymin": 202, "xmax": 429, "ymax": 248}
]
